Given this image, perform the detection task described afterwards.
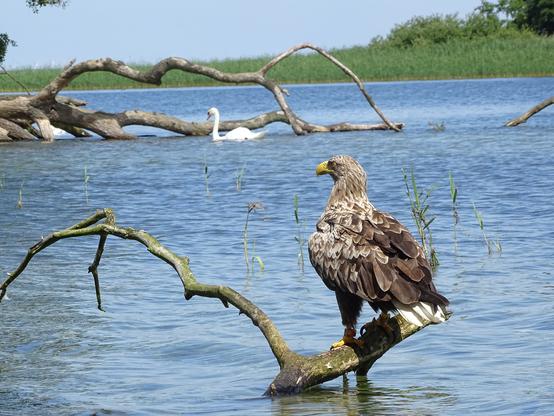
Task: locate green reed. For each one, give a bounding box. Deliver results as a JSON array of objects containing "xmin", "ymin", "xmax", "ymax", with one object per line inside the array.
[
  {"xmin": 16, "ymin": 181, "xmax": 23, "ymax": 209},
  {"xmin": 472, "ymin": 202, "xmax": 502, "ymax": 254},
  {"xmin": 428, "ymin": 121, "xmax": 446, "ymax": 132},
  {"xmin": 203, "ymin": 159, "xmax": 210, "ymax": 197},
  {"xmin": 449, "ymin": 171, "xmax": 460, "ymax": 250},
  {"xmin": 243, "ymin": 202, "xmax": 264, "ymax": 273},
  {"xmin": 2, "ymin": 37, "xmax": 552, "ymax": 92},
  {"xmin": 235, "ymin": 164, "xmax": 245, "ymax": 192},
  {"xmin": 84, "ymin": 165, "xmax": 90, "ymax": 204},
  {"xmin": 449, "ymin": 172, "xmax": 459, "ymax": 225},
  {"xmin": 293, "ymin": 194, "xmax": 306, "ymax": 272},
  {"xmin": 402, "ymin": 167, "xmax": 439, "ymax": 270}
]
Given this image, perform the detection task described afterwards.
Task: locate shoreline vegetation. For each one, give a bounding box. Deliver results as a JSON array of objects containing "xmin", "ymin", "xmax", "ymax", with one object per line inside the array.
[
  {"xmin": 2, "ymin": 5, "xmax": 553, "ymax": 93},
  {"xmin": 1, "ymin": 36, "xmax": 553, "ymax": 92}
]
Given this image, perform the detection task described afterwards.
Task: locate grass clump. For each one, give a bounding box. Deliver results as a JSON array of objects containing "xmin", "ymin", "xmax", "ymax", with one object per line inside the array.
[
  {"xmin": 235, "ymin": 164, "xmax": 245, "ymax": 192},
  {"xmin": 16, "ymin": 181, "xmax": 23, "ymax": 209},
  {"xmin": 472, "ymin": 202, "xmax": 502, "ymax": 254},
  {"xmin": 293, "ymin": 194, "xmax": 307, "ymax": 272},
  {"xmin": 243, "ymin": 202, "xmax": 264, "ymax": 273},
  {"xmin": 402, "ymin": 167, "xmax": 439, "ymax": 270},
  {"xmin": 84, "ymin": 165, "xmax": 90, "ymax": 204},
  {"xmin": 1, "ymin": 36, "xmax": 552, "ymax": 92}
]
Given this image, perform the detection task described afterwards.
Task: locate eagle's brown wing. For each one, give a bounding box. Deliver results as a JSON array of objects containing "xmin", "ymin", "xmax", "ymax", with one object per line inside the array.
[{"xmin": 308, "ymin": 209, "xmax": 448, "ymax": 307}]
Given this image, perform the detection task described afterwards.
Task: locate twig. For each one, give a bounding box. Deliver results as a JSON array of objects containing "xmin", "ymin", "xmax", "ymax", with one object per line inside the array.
[{"xmin": 0, "ymin": 65, "xmax": 31, "ymax": 95}]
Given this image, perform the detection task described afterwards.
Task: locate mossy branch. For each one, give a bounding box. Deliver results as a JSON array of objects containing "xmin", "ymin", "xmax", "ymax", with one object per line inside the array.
[{"xmin": 0, "ymin": 209, "xmax": 443, "ymax": 395}]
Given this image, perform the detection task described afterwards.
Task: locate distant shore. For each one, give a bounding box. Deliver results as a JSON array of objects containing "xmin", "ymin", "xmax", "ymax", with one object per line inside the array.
[{"xmin": 1, "ymin": 37, "xmax": 552, "ymax": 92}]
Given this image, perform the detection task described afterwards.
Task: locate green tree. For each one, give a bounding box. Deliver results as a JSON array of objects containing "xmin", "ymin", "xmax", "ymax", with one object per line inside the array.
[
  {"xmin": 525, "ymin": 0, "xmax": 554, "ymax": 34},
  {"xmin": 478, "ymin": 0, "xmax": 554, "ymax": 34},
  {"xmin": 0, "ymin": 34, "xmax": 16, "ymax": 64},
  {"xmin": 26, "ymin": 0, "xmax": 67, "ymax": 13}
]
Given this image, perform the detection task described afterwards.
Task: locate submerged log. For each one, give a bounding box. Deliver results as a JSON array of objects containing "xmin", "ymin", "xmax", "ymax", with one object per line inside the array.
[
  {"xmin": 506, "ymin": 96, "xmax": 553, "ymax": 127},
  {"xmin": 0, "ymin": 209, "xmax": 446, "ymax": 395},
  {"xmin": 0, "ymin": 43, "xmax": 402, "ymax": 141}
]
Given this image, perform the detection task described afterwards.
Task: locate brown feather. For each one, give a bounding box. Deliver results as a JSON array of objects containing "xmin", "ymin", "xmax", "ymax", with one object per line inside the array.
[{"xmin": 308, "ymin": 155, "xmax": 449, "ymax": 328}]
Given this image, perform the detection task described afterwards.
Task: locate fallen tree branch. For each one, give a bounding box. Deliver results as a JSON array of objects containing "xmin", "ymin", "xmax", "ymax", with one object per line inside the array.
[
  {"xmin": 505, "ymin": 96, "xmax": 553, "ymax": 127},
  {"xmin": 0, "ymin": 117, "xmax": 37, "ymax": 141},
  {"xmin": 0, "ymin": 43, "xmax": 402, "ymax": 140},
  {"xmin": 0, "ymin": 209, "xmax": 440, "ymax": 395}
]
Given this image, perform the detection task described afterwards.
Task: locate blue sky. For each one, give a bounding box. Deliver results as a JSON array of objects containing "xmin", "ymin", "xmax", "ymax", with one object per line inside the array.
[{"xmin": 3, "ymin": 0, "xmax": 482, "ymax": 68}]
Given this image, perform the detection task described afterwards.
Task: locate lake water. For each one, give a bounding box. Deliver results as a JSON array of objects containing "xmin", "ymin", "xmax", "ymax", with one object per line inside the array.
[{"xmin": 1, "ymin": 78, "xmax": 553, "ymax": 415}]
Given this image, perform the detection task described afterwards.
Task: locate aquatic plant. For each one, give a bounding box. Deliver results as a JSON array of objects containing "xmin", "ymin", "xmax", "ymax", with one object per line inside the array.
[
  {"xmin": 293, "ymin": 194, "xmax": 306, "ymax": 272},
  {"xmin": 84, "ymin": 165, "xmax": 90, "ymax": 204},
  {"xmin": 449, "ymin": 171, "xmax": 460, "ymax": 250},
  {"xmin": 243, "ymin": 202, "xmax": 264, "ymax": 273},
  {"xmin": 402, "ymin": 167, "xmax": 439, "ymax": 270},
  {"xmin": 203, "ymin": 159, "xmax": 211, "ymax": 197},
  {"xmin": 449, "ymin": 171, "xmax": 459, "ymax": 225},
  {"xmin": 16, "ymin": 181, "xmax": 23, "ymax": 209},
  {"xmin": 428, "ymin": 121, "xmax": 446, "ymax": 132},
  {"xmin": 235, "ymin": 164, "xmax": 245, "ymax": 192},
  {"xmin": 472, "ymin": 202, "xmax": 502, "ymax": 254}
]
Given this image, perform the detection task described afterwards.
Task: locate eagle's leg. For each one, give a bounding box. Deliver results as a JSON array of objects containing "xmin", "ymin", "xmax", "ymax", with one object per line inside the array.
[
  {"xmin": 331, "ymin": 327, "xmax": 364, "ymax": 350},
  {"xmin": 361, "ymin": 311, "xmax": 394, "ymax": 340},
  {"xmin": 331, "ymin": 291, "xmax": 364, "ymax": 349}
]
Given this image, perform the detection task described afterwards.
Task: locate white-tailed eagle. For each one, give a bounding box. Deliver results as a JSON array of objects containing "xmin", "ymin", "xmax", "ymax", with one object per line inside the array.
[{"xmin": 308, "ymin": 155, "xmax": 449, "ymax": 348}]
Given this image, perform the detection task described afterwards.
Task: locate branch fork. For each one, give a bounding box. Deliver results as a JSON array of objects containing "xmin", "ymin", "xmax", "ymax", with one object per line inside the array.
[
  {"xmin": 1, "ymin": 43, "xmax": 403, "ymax": 141},
  {"xmin": 0, "ymin": 209, "xmax": 444, "ymax": 395}
]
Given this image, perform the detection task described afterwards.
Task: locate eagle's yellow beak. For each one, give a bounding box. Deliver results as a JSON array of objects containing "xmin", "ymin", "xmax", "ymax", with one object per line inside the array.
[{"xmin": 316, "ymin": 161, "xmax": 333, "ymax": 176}]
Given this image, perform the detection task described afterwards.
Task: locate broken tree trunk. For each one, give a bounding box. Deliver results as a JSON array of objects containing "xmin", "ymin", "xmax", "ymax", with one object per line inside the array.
[
  {"xmin": 0, "ymin": 209, "xmax": 446, "ymax": 395},
  {"xmin": 0, "ymin": 43, "xmax": 402, "ymax": 141},
  {"xmin": 505, "ymin": 96, "xmax": 553, "ymax": 127}
]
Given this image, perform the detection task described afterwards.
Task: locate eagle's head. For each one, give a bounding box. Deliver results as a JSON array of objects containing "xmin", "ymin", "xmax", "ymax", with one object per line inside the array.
[
  {"xmin": 316, "ymin": 155, "xmax": 366, "ymax": 183},
  {"xmin": 315, "ymin": 155, "xmax": 368, "ymax": 205}
]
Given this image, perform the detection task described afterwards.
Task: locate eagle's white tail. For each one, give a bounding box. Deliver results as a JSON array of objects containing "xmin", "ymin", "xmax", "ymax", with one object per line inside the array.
[{"xmin": 392, "ymin": 300, "xmax": 447, "ymax": 327}]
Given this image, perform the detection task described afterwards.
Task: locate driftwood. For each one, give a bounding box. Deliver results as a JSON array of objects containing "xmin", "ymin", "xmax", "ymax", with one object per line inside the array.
[
  {"xmin": 505, "ymin": 96, "xmax": 553, "ymax": 127},
  {"xmin": 0, "ymin": 43, "xmax": 402, "ymax": 141},
  {"xmin": 0, "ymin": 209, "xmax": 445, "ymax": 395}
]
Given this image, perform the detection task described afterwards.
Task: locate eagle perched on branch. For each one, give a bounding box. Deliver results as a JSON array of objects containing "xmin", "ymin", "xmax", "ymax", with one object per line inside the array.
[{"xmin": 308, "ymin": 155, "xmax": 449, "ymax": 348}]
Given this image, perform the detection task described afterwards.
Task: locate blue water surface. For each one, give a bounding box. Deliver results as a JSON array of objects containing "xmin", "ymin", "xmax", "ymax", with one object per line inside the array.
[{"xmin": 1, "ymin": 77, "xmax": 553, "ymax": 415}]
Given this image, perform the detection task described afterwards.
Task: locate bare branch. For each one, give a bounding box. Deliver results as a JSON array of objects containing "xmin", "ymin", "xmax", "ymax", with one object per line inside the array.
[
  {"xmin": 0, "ymin": 209, "xmax": 294, "ymax": 368},
  {"xmin": 0, "ymin": 118, "xmax": 37, "ymax": 141},
  {"xmin": 259, "ymin": 43, "xmax": 400, "ymax": 131},
  {"xmin": 0, "ymin": 210, "xmax": 442, "ymax": 394},
  {"xmin": 505, "ymin": 96, "xmax": 554, "ymax": 127},
  {"xmin": 10, "ymin": 43, "xmax": 400, "ymax": 139},
  {"xmin": 0, "ymin": 64, "xmax": 31, "ymax": 95}
]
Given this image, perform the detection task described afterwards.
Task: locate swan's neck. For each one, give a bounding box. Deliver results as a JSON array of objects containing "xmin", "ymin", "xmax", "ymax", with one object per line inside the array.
[{"xmin": 211, "ymin": 111, "xmax": 221, "ymax": 140}]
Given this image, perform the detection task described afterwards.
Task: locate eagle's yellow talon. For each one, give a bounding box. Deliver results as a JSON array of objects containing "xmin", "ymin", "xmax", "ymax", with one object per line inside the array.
[
  {"xmin": 330, "ymin": 339, "xmax": 346, "ymax": 349},
  {"xmin": 330, "ymin": 328, "xmax": 365, "ymax": 350}
]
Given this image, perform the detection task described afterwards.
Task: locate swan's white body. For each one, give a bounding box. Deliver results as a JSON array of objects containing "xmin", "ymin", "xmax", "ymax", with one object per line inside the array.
[{"xmin": 207, "ymin": 107, "xmax": 266, "ymax": 141}]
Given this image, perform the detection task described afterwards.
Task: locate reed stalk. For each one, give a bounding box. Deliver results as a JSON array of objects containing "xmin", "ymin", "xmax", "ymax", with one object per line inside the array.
[{"xmin": 402, "ymin": 168, "xmax": 439, "ymax": 270}]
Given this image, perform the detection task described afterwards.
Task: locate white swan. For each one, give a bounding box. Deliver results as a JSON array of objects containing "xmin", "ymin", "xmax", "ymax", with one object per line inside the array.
[{"xmin": 207, "ymin": 107, "xmax": 266, "ymax": 141}]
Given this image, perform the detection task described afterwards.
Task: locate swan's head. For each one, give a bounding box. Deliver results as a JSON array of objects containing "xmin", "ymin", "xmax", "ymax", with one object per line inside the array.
[{"xmin": 207, "ymin": 107, "xmax": 218, "ymax": 120}]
